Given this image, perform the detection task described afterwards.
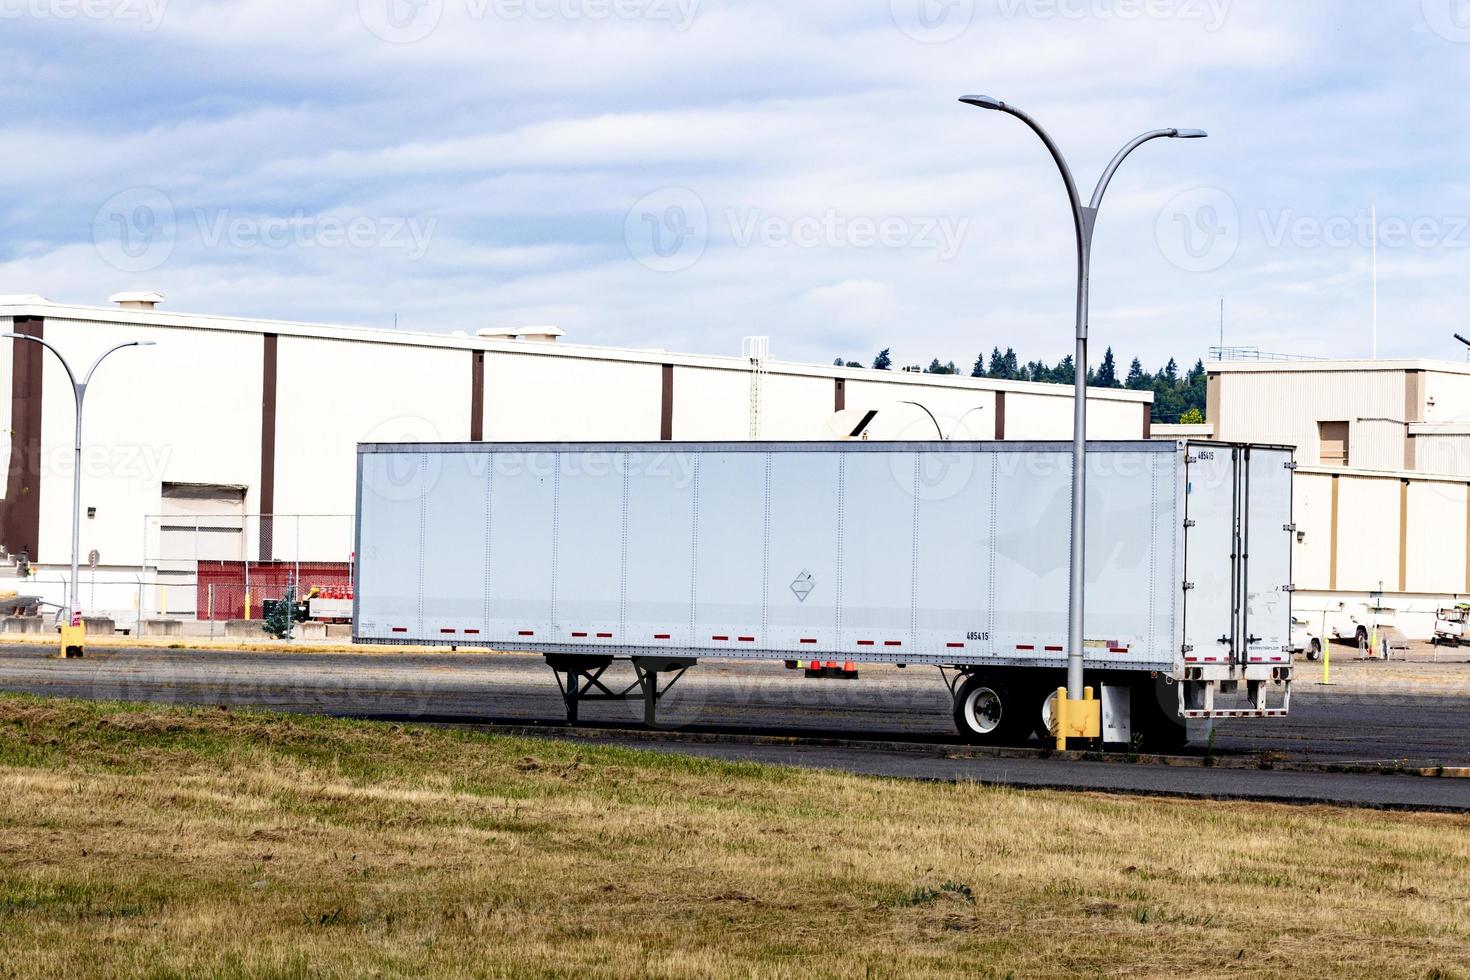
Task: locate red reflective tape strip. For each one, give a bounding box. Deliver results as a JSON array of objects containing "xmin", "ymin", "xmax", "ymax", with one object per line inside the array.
[
  {"xmin": 857, "ymin": 640, "xmax": 875, "ymax": 646},
  {"xmin": 738, "ymin": 636, "xmax": 755, "ymax": 642},
  {"xmin": 571, "ymin": 632, "xmax": 588, "ymax": 638},
  {"xmin": 1016, "ymin": 644, "xmax": 1035, "ymax": 651},
  {"xmin": 885, "ymin": 641, "xmax": 902, "ymax": 647},
  {"xmin": 712, "ymin": 635, "xmax": 729, "ymax": 641},
  {"xmin": 947, "ymin": 642, "xmax": 965, "ymax": 649},
  {"xmin": 440, "ymin": 628, "xmax": 456, "ymax": 634},
  {"xmin": 596, "ymin": 633, "xmax": 613, "ymax": 639},
  {"xmin": 654, "ymin": 633, "xmax": 671, "ymax": 640},
  {"xmin": 518, "ymin": 631, "xmax": 534, "ymax": 637},
  {"xmin": 1109, "ymin": 647, "xmax": 1128, "ymax": 654},
  {"xmin": 800, "ymin": 638, "xmax": 818, "ymax": 644},
  {"xmin": 464, "ymin": 629, "xmax": 480, "ymax": 635},
  {"xmin": 1045, "ymin": 645, "xmax": 1064, "ymax": 652},
  {"xmin": 391, "ymin": 627, "xmax": 408, "ymax": 634}
]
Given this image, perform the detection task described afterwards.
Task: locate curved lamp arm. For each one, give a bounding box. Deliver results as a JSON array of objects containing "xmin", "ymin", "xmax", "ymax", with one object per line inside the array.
[
  {"xmin": 83, "ymin": 341, "xmax": 156, "ymax": 389},
  {"xmin": 1, "ymin": 332, "xmax": 79, "ymax": 390},
  {"xmin": 959, "ymin": 96, "xmax": 1086, "ymax": 263},
  {"xmin": 898, "ymin": 401, "xmax": 945, "ymax": 441},
  {"xmin": 1090, "ymin": 128, "xmax": 1208, "ymax": 211}
]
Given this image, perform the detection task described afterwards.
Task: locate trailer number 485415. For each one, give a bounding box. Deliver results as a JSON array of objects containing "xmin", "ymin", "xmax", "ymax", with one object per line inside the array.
[{"xmin": 966, "ymin": 631, "xmax": 990, "ymax": 641}]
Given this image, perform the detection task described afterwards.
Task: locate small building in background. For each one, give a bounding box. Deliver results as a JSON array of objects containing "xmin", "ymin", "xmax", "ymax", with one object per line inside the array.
[{"xmin": 1209, "ymin": 356, "xmax": 1470, "ymax": 640}]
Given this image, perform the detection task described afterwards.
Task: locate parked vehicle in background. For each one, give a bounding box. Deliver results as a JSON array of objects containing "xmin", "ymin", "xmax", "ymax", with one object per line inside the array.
[
  {"xmin": 1290, "ymin": 617, "xmax": 1323, "ymax": 661},
  {"xmin": 1432, "ymin": 605, "xmax": 1469, "ymax": 647},
  {"xmin": 354, "ymin": 440, "xmax": 1295, "ymax": 749}
]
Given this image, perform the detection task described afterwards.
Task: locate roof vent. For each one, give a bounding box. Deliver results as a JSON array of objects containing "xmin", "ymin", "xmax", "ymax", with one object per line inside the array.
[
  {"xmin": 110, "ymin": 291, "xmax": 164, "ymax": 310},
  {"xmin": 475, "ymin": 325, "xmax": 564, "ymax": 343}
]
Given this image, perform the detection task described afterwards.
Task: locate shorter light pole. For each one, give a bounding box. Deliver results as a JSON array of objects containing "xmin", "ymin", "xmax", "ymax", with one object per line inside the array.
[{"xmin": 1, "ymin": 333, "xmax": 155, "ymax": 641}]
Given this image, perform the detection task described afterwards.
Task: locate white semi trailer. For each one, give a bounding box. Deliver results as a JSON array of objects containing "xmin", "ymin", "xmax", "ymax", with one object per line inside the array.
[{"xmin": 353, "ymin": 440, "xmax": 1294, "ymax": 747}]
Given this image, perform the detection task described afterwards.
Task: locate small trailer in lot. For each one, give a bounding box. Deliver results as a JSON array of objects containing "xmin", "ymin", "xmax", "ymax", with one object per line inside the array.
[{"xmin": 354, "ymin": 440, "xmax": 1294, "ymax": 747}]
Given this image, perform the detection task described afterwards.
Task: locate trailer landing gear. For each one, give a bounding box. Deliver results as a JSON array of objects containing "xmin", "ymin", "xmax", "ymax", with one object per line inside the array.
[{"xmin": 545, "ymin": 654, "xmax": 697, "ymax": 727}]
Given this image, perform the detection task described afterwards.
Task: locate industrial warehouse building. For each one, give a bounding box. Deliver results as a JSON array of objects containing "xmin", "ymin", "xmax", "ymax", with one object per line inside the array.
[
  {"xmin": 0, "ymin": 294, "xmax": 1154, "ymax": 629},
  {"xmin": 1209, "ymin": 358, "xmax": 1470, "ymax": 640}
]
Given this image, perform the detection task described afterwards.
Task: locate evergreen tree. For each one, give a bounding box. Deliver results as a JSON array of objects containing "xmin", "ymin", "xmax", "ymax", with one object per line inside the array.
[
  {"xmin": 1002, "ymin": 348, "xmax": 1019, "ymax": 380},
  {"xmin": 971, "ymin": 353, "xmax": 987, "ymax": 378},
  {"xmin": 1095, "ymin": 347, "xmax": 1120, "ymax": 388},
  {"xmin": 986, "ymin": 346, "xmax": 1006, "ymax": 378},
  {"xmin": 873, "ymin": 348, "xmax": 892, "ymax": 371},
  {"xmin": 1124, "ymin": 357, "xmax": 1149, "ymax": 390},
  {"xmin": 1051, "ymin": 355, "xmax": 1075, "ymax": 385}
]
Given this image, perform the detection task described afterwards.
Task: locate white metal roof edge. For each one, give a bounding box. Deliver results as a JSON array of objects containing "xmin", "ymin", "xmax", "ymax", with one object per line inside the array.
[
  {"xmin": 0, "ymin": 300, "xmax": 1153, "ymax": 403},
  {"xmin": 1295, "ymin": 462, "xmax": 1470, "ymax": 485},
  {"xmin": 1208, "ymin": 358, "xmax": 1470, "ymax": 376}
]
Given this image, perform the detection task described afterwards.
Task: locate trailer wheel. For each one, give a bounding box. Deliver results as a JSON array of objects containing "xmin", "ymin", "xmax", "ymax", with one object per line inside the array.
[{"xmin": 952, "ymin": 674, "xmax": 1022, "ymax": 744}]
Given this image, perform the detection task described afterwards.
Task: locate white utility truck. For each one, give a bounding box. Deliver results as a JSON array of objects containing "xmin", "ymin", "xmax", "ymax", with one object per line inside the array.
[{"xmin": 353, "ymin": 440, "xmax": 1294, "ymax": 748}]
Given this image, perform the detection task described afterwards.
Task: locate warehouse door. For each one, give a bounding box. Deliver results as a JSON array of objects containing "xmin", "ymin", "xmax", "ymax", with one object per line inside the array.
[
  {"xmin": 157, "ymin": 484, "xmax": 246, "ymax": 615},
  {"xmin": 1182, "ymin": 446, "xmax": 1238, "ymax": 664},
  {"xmin": 1318, "ymin": 421, "xmax": 1349, "ymax": 466}
]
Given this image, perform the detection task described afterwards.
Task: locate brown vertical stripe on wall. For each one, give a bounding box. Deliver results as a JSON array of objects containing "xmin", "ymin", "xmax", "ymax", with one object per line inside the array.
[
  {"xmin": 259, "ymin": 334, "xmax": 278, "ymax": 562},
  {"xmin": 1206, "ymin": 373, "xmax": 1220, "ymax": 433},
  {"xmin": 1404, "ymin": 434, "xmax": 1416, "ymax": 471},
  {"xmin": 1142, "ymin": 402, "xmax": 1152, "ymax": 439},
  {"xmin": 1329, "ymin": 475, "xmax": 1340, "ymax": 591},
  {"xmin": 470, "ymin": 351, "xmax": 485, "ymax": 441},
  {"xmin": 2, "ymin": 317, "xmax": 43, "ymax": 561},
  {"xmin": 994, "ymin": 391, "xmax": 1006, "ymax": 440},
  {"xmin": 660, "ymin": 364, "xmax": 673, "ymax": 441},
  {"xmin": 1405, "ymin": 369, "xmax": 1424, "ymax": 423},
  {"xmin": 1399, "ymin": 480, "xmax": 1409, "ymax": 593},
  {"xmin": 834, "ymin": 378, "xmax": 845, "ymax": 413}
]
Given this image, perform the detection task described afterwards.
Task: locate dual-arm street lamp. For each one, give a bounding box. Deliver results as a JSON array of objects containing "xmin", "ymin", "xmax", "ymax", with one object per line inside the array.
[
  {"xmin": 1, "ymin": 334, "xmax": 155, "ymax": 634},
  {"xmin": 959, "ymin": 95, "xmax": 1206, "ymax": 702}
]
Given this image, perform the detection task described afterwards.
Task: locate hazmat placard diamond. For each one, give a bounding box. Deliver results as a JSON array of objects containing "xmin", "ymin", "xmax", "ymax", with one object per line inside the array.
[{"xmin": 790, "ymin": 570, "xmax": 815, "ymax": 602}]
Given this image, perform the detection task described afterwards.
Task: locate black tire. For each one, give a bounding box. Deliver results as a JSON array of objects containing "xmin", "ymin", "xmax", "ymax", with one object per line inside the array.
[
  {"xmin": 1306, "ymin": 638, "xmax": 1322, "ymax": 662},
  {"xmin": 952, "ymin": 673, "xmax": 1027, "ymax": 745},
  {"xmin": 1356, "ymin": 626, "xmax": 1369, "ymax": 651}
]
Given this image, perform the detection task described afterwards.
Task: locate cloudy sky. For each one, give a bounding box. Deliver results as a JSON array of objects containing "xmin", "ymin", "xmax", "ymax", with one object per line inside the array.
[{"xmin": 2, "ymin": 0, "xmax": 1468, "ymax": 370}]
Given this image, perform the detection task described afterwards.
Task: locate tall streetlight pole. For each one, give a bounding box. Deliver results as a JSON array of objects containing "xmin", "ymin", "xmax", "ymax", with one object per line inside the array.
[
  {"xmin": 959, "ymin": 95, "xmax": 1206, "ymax": 701},
  {"xmin": 1, "ymin": 334, "xmax": 155, "ymax": 637}
]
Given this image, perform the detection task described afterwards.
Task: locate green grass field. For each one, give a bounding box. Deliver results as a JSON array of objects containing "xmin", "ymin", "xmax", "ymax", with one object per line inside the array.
[{"xmin": 0, "ymin": 694, "xmax": 1466, "ymax": 978}]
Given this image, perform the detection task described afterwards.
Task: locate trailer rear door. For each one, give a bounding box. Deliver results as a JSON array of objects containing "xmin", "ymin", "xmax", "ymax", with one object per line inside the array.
[
  {"xmin": 1182, "ymin": 446, "xmax": 1238, "ymax": 665},
  {"xmin": 1242, "ymin": 447, "xmax": 1293, "ymax": 664}
]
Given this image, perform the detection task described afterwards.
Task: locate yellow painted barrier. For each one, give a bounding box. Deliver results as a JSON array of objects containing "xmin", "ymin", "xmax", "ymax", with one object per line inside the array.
[
  {"xmin": 58, "ymin": 623, "xmax": 85, "ymax": 659},
  {"xmin": 1052, "ymin": 685, "xmax": 1102, "ymax": 749}
]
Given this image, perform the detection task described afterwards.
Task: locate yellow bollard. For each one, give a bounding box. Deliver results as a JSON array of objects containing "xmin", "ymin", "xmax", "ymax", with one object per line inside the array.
[
  {"xmin": 58, "ymin": 622, "xmax": 85, "ymax": 659},
  {"xmin": 245, "ymin": 589, "xmax": 252, "ymax": 620},
  {"xmin": 1322, "ymin": 636, "xmax": 1332, "ymax": 686}
]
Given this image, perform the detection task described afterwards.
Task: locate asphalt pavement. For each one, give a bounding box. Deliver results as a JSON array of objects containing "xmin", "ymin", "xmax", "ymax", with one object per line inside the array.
[{"xmin": 0, "ymin": 643, "xmax": 1466, "ymax": 810}]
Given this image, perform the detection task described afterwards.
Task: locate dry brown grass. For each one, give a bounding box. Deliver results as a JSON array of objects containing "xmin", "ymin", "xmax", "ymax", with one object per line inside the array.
[{"xmin": 0, "ymin": 694, "xmax": 1467, "ymax": 979}]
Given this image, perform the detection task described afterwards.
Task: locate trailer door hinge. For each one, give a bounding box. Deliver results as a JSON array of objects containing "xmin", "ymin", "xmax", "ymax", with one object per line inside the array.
[
  {"xmin": 1181, "ymin": 644, "xmax": 1194, "ymax": 654},
  {"xmin": 1182, "ymin": 582, "xmax": 1196, "ymax": 591},
  {"xmin": 1184, "ymin": 519, "xmax": 1197, "ymax": 529},
  {"xmin": 1284, "ymin": 461, "xmax": 1298, "ymax": 471},
  {"xmin": 1283, "ymin": 523, "xmax": 1296, "ymax": 533},
  {"xmin": 1283, "ymin": 584, "xmax": 1297, "ymax": 593}
]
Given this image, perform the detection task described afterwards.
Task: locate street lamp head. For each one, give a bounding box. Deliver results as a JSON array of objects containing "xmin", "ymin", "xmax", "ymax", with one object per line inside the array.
[
  {"xmin": 1170, "ymin": 129, "xmax": 1208, "ymax": 139},
  {"xmin": 134, "ymin": 341, "xmax": 158, "ymax": 347},
  {"xmin": 959, "ymin": 95, "xmax": 1006, "ymax": 111}
]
